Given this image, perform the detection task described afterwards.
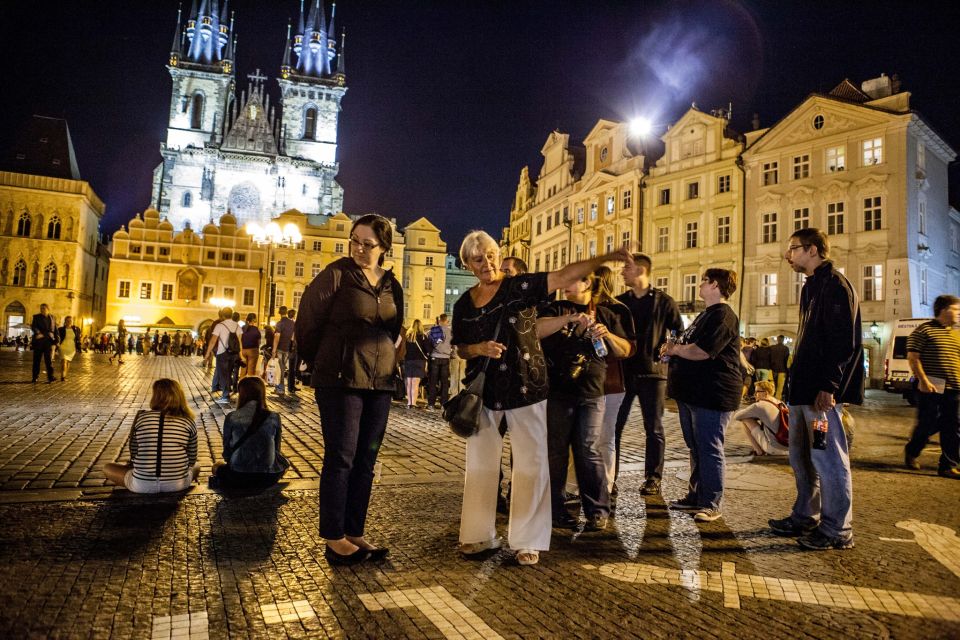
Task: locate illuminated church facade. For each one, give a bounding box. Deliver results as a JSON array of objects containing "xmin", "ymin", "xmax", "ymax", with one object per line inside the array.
[{"xmin": 151, "ymin": 0, "xmax": 347, "ymax": 232}]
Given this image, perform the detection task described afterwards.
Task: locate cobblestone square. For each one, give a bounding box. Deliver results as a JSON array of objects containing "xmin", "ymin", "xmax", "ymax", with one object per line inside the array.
[{"xmin": 0, "ymin": 350, "xmax": 957, "ymax": 639}]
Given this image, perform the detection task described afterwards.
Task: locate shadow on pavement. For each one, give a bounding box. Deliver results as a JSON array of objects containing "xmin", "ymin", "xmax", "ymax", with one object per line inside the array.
[
  {"xmin": 208, "ymin": 488, "xmax": 288, "ymax": 562},
  {"xmin": 81, "ymin": 499, "xmax": 182, "ymax": 560}
]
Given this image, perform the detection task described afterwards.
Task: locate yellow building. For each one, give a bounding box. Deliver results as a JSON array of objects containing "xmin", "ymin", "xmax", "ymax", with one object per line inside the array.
[
  {"xmin": 643, "ymin": 107, "xmax": 745, "ymax": 322},
  {"xmin": 741, "ymin": 74, "xmax": 959, "ymax": 384},
  {"xmin": 0, "ymin": 116, "xmax": 109, "ymax": 337},
  {"xmin": 504, "ymin": 122, "xmax": 644, "ymax": 281},
  {"xmin": 106, "ymin": 208, "xmax": 447, "ymax": 334}
]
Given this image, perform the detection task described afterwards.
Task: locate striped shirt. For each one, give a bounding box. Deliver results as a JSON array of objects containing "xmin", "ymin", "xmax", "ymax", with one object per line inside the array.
[
  {"xmin": 129, "ymin": 411, "xmax": 198, "ymax": 481},
  {"xmin": 907, "ymin": 320, "xmax": 960, "ymax": 391}
]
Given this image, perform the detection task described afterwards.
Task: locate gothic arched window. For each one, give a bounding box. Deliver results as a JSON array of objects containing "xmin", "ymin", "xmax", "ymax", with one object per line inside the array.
[
  {"xmin": 12, "ymin": 260, "xmax": 26, "ymax": 286},
  {"xmin": 182, "ymin": 191, "xmax": 193, "ymax": 208},
  {"xmin": 303, "ymin": 106, "xmax": 318, "ymax": 140},
  {"xmin": 47, "ymin": 215, "xmax": 61, "ymax": 239},
  {"xmin": 43, "ymin": 262, "xmax": 58, "ymax": 288},
  {"xmin": 16, "ymin": 212, "xmax": 31, "ymax": 237},
  {"xmin": 191, "ymin": 93, "xmax": 204, "ymax": 129}
]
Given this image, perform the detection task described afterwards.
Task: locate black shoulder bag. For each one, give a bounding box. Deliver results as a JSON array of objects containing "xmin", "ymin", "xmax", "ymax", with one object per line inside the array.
[{"xmin": 442, "ymin": 282, "xmax": 511, "ymax": 438}]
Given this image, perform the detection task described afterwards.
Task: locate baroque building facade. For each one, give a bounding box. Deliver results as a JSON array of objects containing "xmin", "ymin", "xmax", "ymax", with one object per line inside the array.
[
  {"xmin": 153, "ymin": 0, "xmax": 346, "ymax": 232},
  {"xmin": 0, "ymin": 116, "xmax": 109, "ymax": 338},
  {"xmin": 741, "ymin": 75, "xmax": 959, "ymax": 384},
  {"xmin": 106, "ymin": 209, "xmax": 447, "ymax": 334}
]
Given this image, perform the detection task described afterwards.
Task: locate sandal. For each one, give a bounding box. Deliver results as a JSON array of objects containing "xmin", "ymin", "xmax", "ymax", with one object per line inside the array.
[
  {"xmin": 458, "ymin": 538, "xmax": 502, "ymax": 556},
  {"xmin": 516, "ymin": 549, "xmax": 539, "ymax": 566}
]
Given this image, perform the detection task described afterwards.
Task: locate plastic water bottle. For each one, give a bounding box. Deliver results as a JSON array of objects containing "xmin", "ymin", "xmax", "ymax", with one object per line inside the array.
[
  {"xmin": 661, "ymin": 330, "xmax": 678, "ymax": 363},
  {"xmin": 592, "ymin": 335, "xmax": 608, "ymax": 358},
  {"xmin": 812, "ymin": 412, "xmax": 828, "ymax": 450}
]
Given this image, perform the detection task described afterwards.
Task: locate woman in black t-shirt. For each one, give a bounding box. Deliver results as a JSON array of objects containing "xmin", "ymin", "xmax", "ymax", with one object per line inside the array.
[
  {"xmin": 452, "ymin": 230, "xmax": 630, "ymax": 566},
  {"xmin": 661, "ymin": 268, "xmax": 742, "ymax": 524}
]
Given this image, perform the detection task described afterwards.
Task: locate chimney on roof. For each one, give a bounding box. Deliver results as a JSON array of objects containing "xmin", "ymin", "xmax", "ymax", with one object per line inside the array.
[
  {"xmin": 751, "ymin": 113, "xmax": 760, "ymax": 131},
  {"xmin": 861, "ymin": 73, "xmax": 894, "ymax": 99}
]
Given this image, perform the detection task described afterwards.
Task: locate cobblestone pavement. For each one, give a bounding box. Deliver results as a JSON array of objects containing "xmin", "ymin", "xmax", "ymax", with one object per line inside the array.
[{"xmin": 1, "ymin": 349, "xmax": 958, "ymax": 639}]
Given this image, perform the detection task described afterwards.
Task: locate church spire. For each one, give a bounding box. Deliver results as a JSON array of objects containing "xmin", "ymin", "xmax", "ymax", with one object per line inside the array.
[
  {"xmin": 335, "ymin": 29, "xmax": 345, "ymax": 79},
  {"xmin": 169, "ymin": 3, "xmax": 183, "ymax": 66},
  {"xmin": 280, "ymin": 21, "xmax": 293, "ymax": 79}
]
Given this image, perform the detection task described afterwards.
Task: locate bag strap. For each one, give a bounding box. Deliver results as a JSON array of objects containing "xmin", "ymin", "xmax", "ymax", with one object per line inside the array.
[
  {"xmin": 231, "ymin": 408, "xmax": 270, "ymax": 456},
  {"xmin": 477, "ymin": 279, "xmax": 513, "ymax": 375},
  {"xmin": 757, "ymin": 398, "xmax": 786, "ymax": 435},
  {"xmin": 155, "ymin": 411, "xmax": 165, "ymax": 477}
]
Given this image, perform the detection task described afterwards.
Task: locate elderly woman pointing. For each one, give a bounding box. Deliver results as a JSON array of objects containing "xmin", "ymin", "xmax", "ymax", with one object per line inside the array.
[{"xmin": 452, "ymin": 230, "xmax": 630, "ymax": 566}]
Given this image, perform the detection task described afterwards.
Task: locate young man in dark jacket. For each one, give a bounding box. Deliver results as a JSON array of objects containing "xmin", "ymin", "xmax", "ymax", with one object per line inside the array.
[{"xmin": 770, "ymin": 228, "xmax": 863, "ymax": 550}]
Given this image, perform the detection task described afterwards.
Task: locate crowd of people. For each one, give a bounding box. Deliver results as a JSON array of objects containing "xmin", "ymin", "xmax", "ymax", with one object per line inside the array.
[{"xmin": 21, "ymin": 217, "xmax": 955, "ymax": 568}]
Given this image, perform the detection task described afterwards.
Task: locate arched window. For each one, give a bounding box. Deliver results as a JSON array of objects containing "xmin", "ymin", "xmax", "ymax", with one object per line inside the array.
[
  {"xmin": 303, "ymin": 106, "xmax": 317, "ymax": 140},
  {"xmin": 12, "ymin": 260, "xmax": 26, "ymax": 286},
  {"xmin": 190, "ymin": 93, "xmax": 204, "ymax": 129},
  {"xmin": 16, "ymin": 212, "xmax": 30, "ymax": 237},
  {"xmin": 182, "ymin": 191, "xmax": 193, "ymax": 208},
  {"xmin": 42, "ymin": 263, "xmax": 58, "ymax": 288},
  {"xmin": 47, "ymin": 215, "xmax": 61, "ymax": 239}
]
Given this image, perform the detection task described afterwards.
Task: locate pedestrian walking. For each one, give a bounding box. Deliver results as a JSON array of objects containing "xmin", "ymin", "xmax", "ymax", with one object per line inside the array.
[
  {"xmin": 296, "ymin": 214, "xmax": 402, "ymax": 565},
  {"xmin": 751, "ymin": 338, "xmax": 774, "ymax": 382},
  {"xmin": 56, "ymin": 316, "xmax": 81, "ymax": 381},
  {"xmin": 109, "ymin": 320, "xmax": 128, "ymax": 364},
  {"xmin": 205, "ymin": 308, "xmax": 241, "ymax": 405},
  {"xmin": 30, "ymin": 303, "xmax": 58, "ymax": 383},
  {"xmin": 286, "ymin": 309, "xmax": 300, "ymax": 394},
  {"xmin": 240, "ymin": 313, "xmax": 262, "ymax": 379},
  {"xmin": 614, "ymin": 253, "xmax": 683, "ymax": 497},
  {"xmin": 272, "ymin": 306, "xmax": 295, "ymax": 395},
  {"xmin": 769, "ymin": 228, "xmax": 863, "ymax": 550},
  {"xmin": 452, "ymin": 230, "xmax": 631, "ymax": 566},
  {"xmin": 426, "ymin": 314, "xmax": 453, "ymax": 410},
  {"xmin": 103, "ymin": 378, "xmax": 199, "ymax": 493},
  {"xmin": 661, "ymin": 268, "xmax": 742, "ymax": 524},
  {"xmin": 904, "ymin": 294, "xmax": 960, "ymax": 479},
  {"xmin": 211, "ymin": 377, "xmax": 289, "ymax": 491},
  {"xmin": 770, "ymin": 335, "xmax": 790, "ymax": 400},
  {"xmin": 402, "ymin": 320, "xmax": 429, "ymax": 408}
]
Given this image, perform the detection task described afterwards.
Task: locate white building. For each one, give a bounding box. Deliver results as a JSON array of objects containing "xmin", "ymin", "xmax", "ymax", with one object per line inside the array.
[{"xmin": 151, "ymin": 0, "xmax": 346, "ymax": 232}]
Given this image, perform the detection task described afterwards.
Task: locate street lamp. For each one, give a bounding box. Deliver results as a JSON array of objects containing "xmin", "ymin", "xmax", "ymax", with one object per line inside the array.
[
  {"xmin": 870, "ymin": 321, "xmax": 882, "ymax": 346},
  {"xmin": 246, "ymin": 220, "xmax": 303, "ymax": 323}
]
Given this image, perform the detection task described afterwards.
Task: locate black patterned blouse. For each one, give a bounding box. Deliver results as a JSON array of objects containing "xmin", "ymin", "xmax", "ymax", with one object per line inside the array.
[{"xmin": 451, "ymin": 273, "xmax": 550, "ymax": 411}]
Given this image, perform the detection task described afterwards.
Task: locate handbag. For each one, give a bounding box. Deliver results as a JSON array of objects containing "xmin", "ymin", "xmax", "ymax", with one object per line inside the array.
[{"xmin": 442, "ymin": 281, "xmax": 511, "ymax": 438}]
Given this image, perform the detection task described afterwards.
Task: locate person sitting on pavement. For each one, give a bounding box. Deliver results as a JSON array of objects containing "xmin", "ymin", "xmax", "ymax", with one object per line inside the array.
[
  {"xmin": 733, "ymin": 381, "xmax": 788, "ymax": 456},
  {"xmin": 211, "ymin": 377, "xmax": 289, "ymax": 491},
  {"xmin": 452, "ymin": 230, "xmax": 631, "ymax": 567},
  {"xmin": 904, "ymin": 294, "xmax": 960, "ymax": 479},
  {"xmin": 661, "ymin": 268, "xmax": 743, "ymax": 524},
  {"xmin": 537, "ymin": 271, "xmax": 633, "ymax": 532},
  {"xmin": 104, "ymin": 378, "xmax": 199, "ymax": 494}
]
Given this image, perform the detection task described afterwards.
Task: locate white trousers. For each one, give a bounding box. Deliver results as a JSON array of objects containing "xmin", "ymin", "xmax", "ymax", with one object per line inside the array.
[{"xmin": 459, "ymin": 401, "xmax": 552, "ymax": 551}]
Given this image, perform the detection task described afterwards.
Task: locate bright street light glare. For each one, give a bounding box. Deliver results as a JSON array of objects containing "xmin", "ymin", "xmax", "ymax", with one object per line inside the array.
[{"xmin": 629, "ymin": 117, "xmax": 652, "ymax": 137}]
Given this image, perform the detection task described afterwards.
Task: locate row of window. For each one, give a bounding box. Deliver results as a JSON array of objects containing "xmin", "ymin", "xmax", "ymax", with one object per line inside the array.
[
  {"xmin": 534, "ymin": 189, "xmax": 634, "ymax": 236},
  {"xmin": 117, "ymin": 280, "xmax": 257, "ymax": 307},
  {"xmin": 658, "ymin": 175, "xmax": 732, "ymax": 206},
  {"xmin": 402, "ymin": 302, "xmax": 435, "ymax": 321},
  {"xmin": 12, "ymin": 212, "xmax": 67, "ymax": 239},
  {"xmin": 6, "ymin": 259, "xmax": 65, "ymax": 288},
  {"xmin": 760, "ymin": 138, "xmax": 884, "ymax": 187},
  {"xmin": 759, "ymin": 264, "xmax": 886, "ymax": 306},
  {"xmin": 533, "ymin": 231, "xmax": 632, "ymax": 272}
]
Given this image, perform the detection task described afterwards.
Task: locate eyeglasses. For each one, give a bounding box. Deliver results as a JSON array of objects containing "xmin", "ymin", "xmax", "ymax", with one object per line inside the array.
[
  {"xmin": 786, "ymin": 244, "xmax": 810, "ymax": 253},
  {"xmin": 349, "ymin": 237, "xmax": 380, "ymax": 251}
]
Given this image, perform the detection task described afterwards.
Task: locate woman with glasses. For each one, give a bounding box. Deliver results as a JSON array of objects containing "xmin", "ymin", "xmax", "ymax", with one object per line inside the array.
[
  {"xmin": 453, "ymin": 230, "xmax": 629, "ymax": 566},
  {"xmin": 296, "ymin": 214, "xmax": 404, "ymax": 566}
]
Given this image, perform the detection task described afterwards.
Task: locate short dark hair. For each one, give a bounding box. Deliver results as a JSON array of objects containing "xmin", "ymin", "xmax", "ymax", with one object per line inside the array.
[
  {"xmin": 632, "ymin": 253, "xmax": 652, "ymax": 274},
  {"xmin": 790, "ymin": 227, "xmax": 829, "ymax": 259},
  {"xmin": 703, "ymin": 268, "xmax": 738, "ymax": 299},
  {"xmin": 278, "ymin": 306, "xmax": 288, "ymax": 315},
  {"xmin": 287, "ymin": 309, "xmax": 296, "ymax": 319},
  {"xmin": 934, "ymin": 294, "xmax": 960, "ymax": 316},
  {"xmin": 237, "ymin": 376, "xmax": 267, "ymax": 412},
  {"xmin": 438, "ymin": 313, "xmax": 448, "ymax": 322},
  {"xmin": 232, "ymin": 311, "xmax": 240, "ymax": 322},
  {"xmin": 503, "ymin": 256, "xmax": 528, "ymax": 274},
  {"xmin": 246, "ymin": 313, "xmax": 257, "ymax": 324},
  {"xmin": 352, "ymin": 214, "xmax": 393, "ymax": 266}
]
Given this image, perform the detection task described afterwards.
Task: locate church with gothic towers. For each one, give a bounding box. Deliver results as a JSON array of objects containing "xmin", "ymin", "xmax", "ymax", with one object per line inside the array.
[{"xmin": 151, "ymin": 0, "xmax": 348, "ymax": 232}]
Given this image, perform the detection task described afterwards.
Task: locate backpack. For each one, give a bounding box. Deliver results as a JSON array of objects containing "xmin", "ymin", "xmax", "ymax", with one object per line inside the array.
[
  {"xmin": 225, "ymin": 326, "xmax": 241, "ymax": 355},
  {"xmin": 428, "ymin": 324, "xmax": 445, "ymax": 347},
  {"xmin": 761, "ymin": 398, "xmax": 790, "ymax": 447}
]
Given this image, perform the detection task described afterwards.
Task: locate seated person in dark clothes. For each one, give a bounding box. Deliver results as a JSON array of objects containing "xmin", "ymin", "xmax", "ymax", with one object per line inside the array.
[{"xmin": 212, "ymin": 377, "xmax": 289, "ymax": 490}]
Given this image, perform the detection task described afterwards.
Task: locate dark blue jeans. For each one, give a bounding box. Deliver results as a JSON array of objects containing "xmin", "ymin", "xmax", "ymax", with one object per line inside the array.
[
  {"xmin": 677, "ymin": 401, "xmax": 734, "ymax": 511},
  {"xmin": 316, "ymin": 388, "xmax": 392, "ymax": 539},
  {"xmin": 214, "ymin": 352, "xmax": 236, "ymax": 400},
  {"xmin": 547, "ymin": 394, "xmax": 609, "ymax": 518},
  {"xmin": 907, "ymin": 389, "xmax": 960, "ymax": 471},
  {"xmin": 615, "ymin": 378, "xmax": 667, "ymax": 481}
]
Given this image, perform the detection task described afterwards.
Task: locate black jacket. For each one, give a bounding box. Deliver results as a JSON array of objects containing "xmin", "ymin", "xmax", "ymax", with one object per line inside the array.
[
  {"xmin": 31, "ymin": 313, "xmax": 58, "ymax": 349},
  {"xmin": 296, "ymin": 257, "xmax": 404, "ymax": 391},
  {"xmin": 57, "ymin": 325, "xmax": 81, "ymax": 351},
  {"xmin": 616, "ymin": 288, "xmax": 683, "ymax": 380},
  {"xmin": 788, "ymin": 261, "xmax": 864, "ymax": 405}
]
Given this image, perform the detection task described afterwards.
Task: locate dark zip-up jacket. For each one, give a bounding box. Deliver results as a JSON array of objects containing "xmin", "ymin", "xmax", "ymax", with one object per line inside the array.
[
  {"xmin": 788, "ymin": 261, "xmax": 864, "ymax": 405},
  {"xmin": 616, "ymin": 287, "xmax": 683, "ymax": 380},
  {"xmin": 296, "ymin": 257, "xmax": 404, "ymax": 391}
]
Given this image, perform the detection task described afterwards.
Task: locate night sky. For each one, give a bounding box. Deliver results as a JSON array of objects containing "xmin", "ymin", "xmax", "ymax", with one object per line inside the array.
[{"xmin": 2, "ymin": 1, "xmax": 959, "ymax": 252}]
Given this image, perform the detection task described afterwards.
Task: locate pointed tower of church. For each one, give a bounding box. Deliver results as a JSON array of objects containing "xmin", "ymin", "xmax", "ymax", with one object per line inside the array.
[
  {"xmin": 164, "ymin": 0, "xmax": 236, "ymax": 152},
  {"xmin": 277, "ymin": 0, "xmax": 346, "ymax": 215}
]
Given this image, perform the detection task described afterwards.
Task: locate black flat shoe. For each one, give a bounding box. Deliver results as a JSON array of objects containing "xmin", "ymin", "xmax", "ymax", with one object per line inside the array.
[
  {"xmin": 324, "ymin": 546, "xmax": 370, "ymax": 566},
  {"xmin": 366, "ymin": 547, "xmax": 390, "ymax": 561}
]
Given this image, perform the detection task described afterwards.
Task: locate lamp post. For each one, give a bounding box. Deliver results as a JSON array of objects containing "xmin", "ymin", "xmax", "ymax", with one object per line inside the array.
[
  {"xmin": 246, "ymin": 221, "xmax": 302, "ymax": 324},
  {"xmin": 870, "ymin": 321, "xmax": 882, "ymax": 346}
]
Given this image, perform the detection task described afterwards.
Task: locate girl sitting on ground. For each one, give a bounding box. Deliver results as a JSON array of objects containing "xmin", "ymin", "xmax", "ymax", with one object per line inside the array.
[
  {"xmin": 211, "ymin": 377, "xmax": 289, "ymax": 490},
  {"xmin": 733, "ymin": 381, "xmax": 788, "ymax": 456},
  {"xmin": 104, "ymin": 378, "xmax": 200, "ymax": 493}
]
